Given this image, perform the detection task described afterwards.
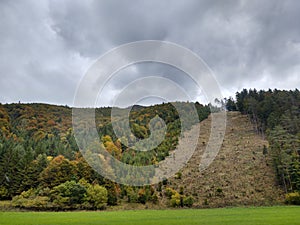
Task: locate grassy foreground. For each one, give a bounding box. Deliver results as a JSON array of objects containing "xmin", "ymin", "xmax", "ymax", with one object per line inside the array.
[{"xmin": 0, "ymin": 206, "xmax": 299, "ymax": 225}]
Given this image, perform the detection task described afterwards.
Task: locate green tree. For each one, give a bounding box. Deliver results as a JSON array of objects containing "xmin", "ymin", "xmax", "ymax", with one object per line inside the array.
[
  {"xmin": 85, "ymin": 184, "xmax": 108, "ymax": 209},
  {"xmin": 50, "ymin": 181, "xmax": 86, "ymax": 208},
  {"xmin": 39, "ymin": 155, "xmax": 77, "ymax": 188}
]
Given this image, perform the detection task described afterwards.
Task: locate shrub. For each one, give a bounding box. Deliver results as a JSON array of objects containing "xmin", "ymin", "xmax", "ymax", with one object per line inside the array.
[
  {"xmin": 183, "ymin": 196, "xmax": 194, "ymax": 207},
  {"xmin": 0, "ymin": 186, "xmax": 9, "ymax": 200},
  {"xmin": 157, "ymin": 182, "xmax": 162, "ymax": 192},
  {"xmin": 285, "ymin": 192, "xmax": 300, "ymax": 205},
  {"xmin": 204, "ymin": 199, "xmax": 209, "ymax": 206},
  {"xmin": 11, "ymin": 189, "xmax": 50, "ymax": 209},
  {"xmin": 216, "ymin": 188, "xmax": 224, "ymax": 197},
  {"xmin": 216, "ymin": 188, "xmax": 223, "ymax": 193},
  {"xmin": 50, "ymin": 181, "xmax": 86, "ymax": 208},
  {"xmin": 162, "ymin": 178, "xmax": 168, "ymax": 185},
  {"xmin": 20, "ymin": 188, "xmax": 36, "ymax": 198},
  {"xmin": 107, "ymin": 190, "xmax": 118, "ymax": 206},
  {"xmin": 175, "ymin": 172, "xmax": 182, "ymax": 179},
  {"xmin": 85, "ymin": 184, "xmax": 108, "ymax": 209},
  {"xmin": 11, "ymin": 188, "xmax": 36, "ymax": 207},
  {"xmin": 150, "ymin": 193, "xmax": 159, "ymax": 204},
  {"xmin": 165, "ymin": 187, "xmax": 176, "ymax": 199},
  {"xmin": 12, "ymin": 195, "xmax": 26, "ymax": 208},
  {"xmin": 37, "ymin": 187, "xmax": 51, "ymax": 196},
  {"xmin": 138, "ymin": 189, "xmax": 147, "ymax": 204},
  {"xmin": 179, "ymin": 186, "xmax": 184, "ymax": 195},
  {"xmin": 126, "ymin": 187, "xmax": 139, "ymax": 203},
  {"xmin": 105, "ymin": 183, "xmax": 118, "ymax": 206},
  {"xmin": 25, "ymin": 196, "xmax": 50, "ymax": 209},
  {"xmin": 170, "ymin": 192, "xmax": 182, "ymax": 207}
]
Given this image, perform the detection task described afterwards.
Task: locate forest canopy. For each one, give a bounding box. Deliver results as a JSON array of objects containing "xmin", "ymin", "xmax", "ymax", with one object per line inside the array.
[{"xmin": 0, "ymin": 102, "xmax": 210, "ymax": 209}]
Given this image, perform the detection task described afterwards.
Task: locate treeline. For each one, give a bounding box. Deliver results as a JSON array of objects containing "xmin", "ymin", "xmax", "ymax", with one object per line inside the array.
[
  {"xmin": 0, "ymin": 102, "xmax": 210, "ymax": 209},
  {"xmin": 226, "ymin": 89, "xmax": 300, "ymax": 204}
]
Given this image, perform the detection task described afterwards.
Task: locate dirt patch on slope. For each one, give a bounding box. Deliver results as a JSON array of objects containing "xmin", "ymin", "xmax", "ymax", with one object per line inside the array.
[{"xmin": 166, "ymin": 112, "xmax": 284, "ymax": 207}]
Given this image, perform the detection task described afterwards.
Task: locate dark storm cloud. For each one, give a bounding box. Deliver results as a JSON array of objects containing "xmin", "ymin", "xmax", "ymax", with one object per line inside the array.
[{"xmin": 0, "ymin": 0, "xmax": 299, "ymax": 106}]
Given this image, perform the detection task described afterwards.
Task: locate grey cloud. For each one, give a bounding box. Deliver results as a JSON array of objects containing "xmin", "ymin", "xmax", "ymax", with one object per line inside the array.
[{"xmin": 0, "ymin": 0, "xmax": 299, "ymax": 106}]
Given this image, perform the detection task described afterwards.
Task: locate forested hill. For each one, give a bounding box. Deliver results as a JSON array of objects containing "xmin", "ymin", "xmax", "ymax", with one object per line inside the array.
[
  {"xmin": 0, "ymin": 102, "xmax": 210, "ymax": 208},
  {"xmin": 0, "ymin": 88, "xmax": 299, "ymax": 210}
]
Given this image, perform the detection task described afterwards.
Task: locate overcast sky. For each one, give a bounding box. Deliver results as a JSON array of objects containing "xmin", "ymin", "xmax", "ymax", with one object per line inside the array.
[{"xmin": 1, "ymin": 0, "xmax": 299, "ymax": 106}]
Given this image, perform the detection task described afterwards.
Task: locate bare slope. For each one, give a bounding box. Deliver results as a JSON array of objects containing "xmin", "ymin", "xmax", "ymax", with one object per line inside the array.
[{"xmin": 166, "ymin": 111, "xmax": 284, "ymax": 207}]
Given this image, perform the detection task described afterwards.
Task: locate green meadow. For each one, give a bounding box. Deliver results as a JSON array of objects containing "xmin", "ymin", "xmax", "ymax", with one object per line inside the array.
[{"xmin": 1, "ymin": 206, "xmax": 299, "ymax": 225}]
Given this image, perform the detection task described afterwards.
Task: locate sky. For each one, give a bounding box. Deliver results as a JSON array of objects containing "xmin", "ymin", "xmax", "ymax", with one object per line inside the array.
[{"xmin": 0, "ymin": 0, "xmax": 300, "ymax": 107}]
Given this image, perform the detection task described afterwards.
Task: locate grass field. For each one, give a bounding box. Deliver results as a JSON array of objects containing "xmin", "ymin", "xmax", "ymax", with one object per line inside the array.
[{"xmin": 0, "ymin": 206, "xmax": 299, "ymax": 225}]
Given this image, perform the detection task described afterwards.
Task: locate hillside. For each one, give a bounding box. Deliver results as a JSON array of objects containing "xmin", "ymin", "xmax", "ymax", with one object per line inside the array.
[
  {"xmin": 164, "ymin": 112, "xmax": 284, "ymax": 207},
  {"xmin": 0, "ymin": 102, "xmax": 288, "ymax": 209}
]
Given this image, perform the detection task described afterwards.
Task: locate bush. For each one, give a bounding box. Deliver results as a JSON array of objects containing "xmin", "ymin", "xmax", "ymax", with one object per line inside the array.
[
  {"xmin": 183, "ymin": 196, "xmax": 194, "ymax": 207},
  {"xmin": 12, "ymin": 195, "xmax": 27, "ymax": 208},
  {"xmin": 50, "ymin": 181, "xmax": 86, "ymax": 208},
  {"xmin": 285, "ymin": 192, "xmax": 300, "ymax": 205},
  {"xmin": 175, "ymin": 172, "xmax": 182, "ymax": 179},
  {"xmin": 126, "ymin": 187, "xmax": 139, "ymax": 203},
  {"xmin": 37, "ymin": 187, "xmax": 51, "ymax": 196},
  {"xmin": 0, "ymin": 186, "xmax": 9, "ymax": 200},
  {"xmin": 12, "ymin": 189, "xmax": 50, "ymax": 209},
  {"xmin": 12, "ymin": 180, "xmax": 108, "ymax": 210},
  {"xmin": 12, "ymin": 189, "xmax": 36, "ymax": 208},
  {"xmin": 85, "ymin": 184, "xmax": 108, "ymax": 209},
  {"xmin": 179, "ymin": 186, "xmax": 184, "ymax": 195},
  {"xmin": 105, "ymin": 183, "xmax": 118, "ymax": 206},
  {"xmin": 165, "ymin": 187, "xmax": 176, "ymax": 199},
  {"xmin": 150, "ymin": 193, "xmax": 159, "ymax": 204},
  {"xmin": 170, "ymin": 192, "xmax": 182, "ymax": 207},
  {"xmin": 25, "ymin": 196, "xmax": 50, "ymax": 209},
  {"xmin": 162, "ymin": 179, "xmax": 168, "ymax": 186},
  {"xmin": 138, "ymin": 189, "xmax": 147, "ymax": 204},
  {"xmin": 20, "ymin": 188, "xmax": 36, "ymax": 198}
]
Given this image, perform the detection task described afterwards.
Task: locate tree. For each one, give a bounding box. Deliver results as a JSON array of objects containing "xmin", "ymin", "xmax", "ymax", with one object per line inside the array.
[
  {"xmin": 21, "ymin": 154, "xmax": 48, "ymax": 191},
  {"xmin": 225, "ymin": 97, "xmax": 237, "ymax": 111},
  {"xmin": 39, "ymin": 155, "xmax": 77, "ymax": 188}
]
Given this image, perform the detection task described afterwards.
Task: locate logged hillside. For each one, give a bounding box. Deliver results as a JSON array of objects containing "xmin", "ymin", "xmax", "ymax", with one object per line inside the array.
[
  {"xmin": 164, "ymin": 112, "xmax": 284, "ymax": 207},
  {"xmin": 230, "ymin": 89, "xmax": 300, "ymax": 204}
]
